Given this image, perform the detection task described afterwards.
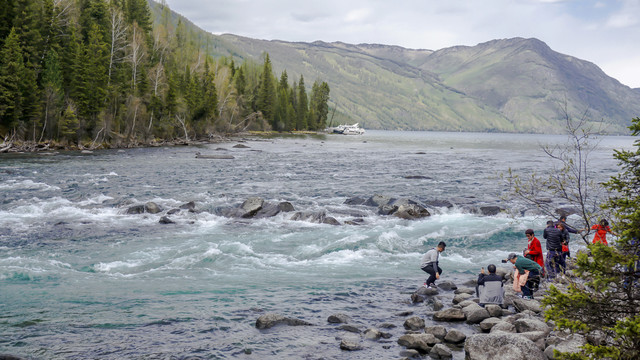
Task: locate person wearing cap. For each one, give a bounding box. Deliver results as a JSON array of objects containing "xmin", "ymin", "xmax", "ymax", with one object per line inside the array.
[
  {"xmin": 420, "ymin": 241, "xmax": 446, "ymax": 288},
  {"xmin": 507, "ymin": 253, "xmax": 542, "ymax": 299}
]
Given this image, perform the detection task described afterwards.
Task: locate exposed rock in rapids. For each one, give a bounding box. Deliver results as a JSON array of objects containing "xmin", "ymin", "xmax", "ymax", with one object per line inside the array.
[
  {"xmin": 393, "ymin": 204, "xmax": 431, "ymax": 220},
  {"xmin": 126, "ymin": 204, "xmax": 146, "ymax": 214},
  {"xmin": 339, "ymin": 338, "xmax": 363, "ymax": 351},
  {"xmin": 255, "ymin": 313, "xmax": 313, "ymax": 329},
  {"xmin": 328, "ymin": 313, "xmax": 351, "ymax": 324},
  {"xmin": 159, "ymin": 216, "xmax": 175, "ymax": 224},
  {"xmin": 145, "ymin": 202, "xmax": 162, "ymax": 214}
]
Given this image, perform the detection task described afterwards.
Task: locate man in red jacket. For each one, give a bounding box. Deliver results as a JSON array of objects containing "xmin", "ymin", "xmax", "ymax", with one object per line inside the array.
[{"xmin": 524, "ymin": 229, "xmax": 545, "ymax": 276}]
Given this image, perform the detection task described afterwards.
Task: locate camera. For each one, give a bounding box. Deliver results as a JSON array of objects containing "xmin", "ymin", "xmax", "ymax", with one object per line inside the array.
[{"xmin": 501, "ymin": 259, "xmax": 508, "ymax": 263}]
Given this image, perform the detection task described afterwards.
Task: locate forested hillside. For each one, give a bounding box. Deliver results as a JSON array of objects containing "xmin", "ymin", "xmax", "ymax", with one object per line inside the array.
[{"xmin": 0, "ymin": 0, "xmax": 330, "ymax": 150}]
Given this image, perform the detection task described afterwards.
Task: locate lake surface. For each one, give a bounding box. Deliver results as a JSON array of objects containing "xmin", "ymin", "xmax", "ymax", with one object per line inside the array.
[{"xmin": 0, "ymin": 131, "xmax": 634, "ymax": 359}]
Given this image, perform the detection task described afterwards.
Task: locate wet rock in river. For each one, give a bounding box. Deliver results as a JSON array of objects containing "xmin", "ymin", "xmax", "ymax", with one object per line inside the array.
[{"xmin": 255, "ymin": 313, "xmax": 313, "ymax": 329}]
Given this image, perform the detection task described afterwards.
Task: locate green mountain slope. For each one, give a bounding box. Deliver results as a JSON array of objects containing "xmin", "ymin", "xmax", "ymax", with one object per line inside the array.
[{"xmin": 151, "ymin": 2, "xmax": 640, "ymax": 133}]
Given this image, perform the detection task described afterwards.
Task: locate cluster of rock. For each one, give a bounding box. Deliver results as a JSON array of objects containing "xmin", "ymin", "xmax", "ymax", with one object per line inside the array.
[
  {"xmin": 125, "ymin": 201, "xmax": 197, "ymax": 224},
  {"xmin": 252, "ymin": 275, "xmax": 590, "ymax": 359}
]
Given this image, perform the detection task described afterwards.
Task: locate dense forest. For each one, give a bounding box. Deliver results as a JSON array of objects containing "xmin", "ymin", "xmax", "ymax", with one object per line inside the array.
[{"xmin": 0, "ymin": 0, "xmax": 331, "ymax": 149}]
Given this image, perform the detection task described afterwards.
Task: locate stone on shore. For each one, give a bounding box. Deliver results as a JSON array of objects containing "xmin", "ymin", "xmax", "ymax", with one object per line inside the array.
[
  {"xmin": 452, "ymin": 293, "xmax": 473, "ymax": 304},
  {"xmin": 465, "ymin": 333, "xmax": 545, "ymax": 360},
  {"xmin": 444, "ymin": 329, "xmax": 466, "ymax": 344},
  {"xmin": 437, "ymin": 281, "xmax": 458, "ymax": 291},
  {"xmin": 490, "ymin": 321, "xmax": 516, "ymax": 333},
  {"xmin": 433, "ymin": 308, "xmax": 466, "ymax": 322},
  {"xmin": 424, "ymin": 325, "xmax": 447, "ymax": 340},
  {"xmin": 512, "ymin": 297, "xmax": 542, "ymax": 313},
  {"xmin": 397, "ymin": 333, "xmax": 438, "ymax": 353},
  {"xmin": 462, "ymin": 303, "xmax": 490, "ymax": 324},
  {"xmin": 479, "ymin": 317, "xmax": 502, "ymax": 332},
  {"xmin": 485, "ymin": 304, "xmax": 504, "ymax": 317},
  {"xmin": 514, "ymin": 318, "xmax": 550, "ymax": 334},
  {"xmin": 454, "ymin": 287, "xmax": 476, "ymax": 295},
  {"xmin": 255, "ymin": 313, "xmax": 313, "ymax": 329},
  {"xmin": 544, "ymin": 334, "xmax": 587, "ymax": 359},
  {"xmin": 430, "ymin": 343, "xmax": 453, "ymax": 359},
  {"xmin": 403, "ymin": 316, "xmax": 425, "ymax": 331}
]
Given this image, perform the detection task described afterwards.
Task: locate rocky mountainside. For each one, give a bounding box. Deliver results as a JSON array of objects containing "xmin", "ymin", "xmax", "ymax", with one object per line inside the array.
[
  {"xmin": 151, "ymin": 3, "xmax": 640, "ymax": 133},
  {"xmin": 218, "ymin": 35, "xmax": 639, "ymax": 133}
]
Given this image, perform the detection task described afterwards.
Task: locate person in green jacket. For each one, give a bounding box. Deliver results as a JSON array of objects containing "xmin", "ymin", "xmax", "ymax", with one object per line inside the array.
[{"xmin": 506, "ymin": 253, "xmax": 542, "ymax": 299}]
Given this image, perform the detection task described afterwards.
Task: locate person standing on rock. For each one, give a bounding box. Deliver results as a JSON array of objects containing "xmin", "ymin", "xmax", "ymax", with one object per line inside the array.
[
  {"xmin": 506, "ymin": 253, "xmax": 542, "ymax": 299},
  {"xmin": 420, "ymin": 241, "xmax": 446, "ymax": 288},
  {"xmin": 543, "ymin": 220, "xmax": 566, "ymax": 279},
  {"xmin": 524, "ymin": 229, "xmax": 544, "ymax": 276},
  {"xmin": 588, "ymin": 219, "xmax": 618, "ymax": 245}
]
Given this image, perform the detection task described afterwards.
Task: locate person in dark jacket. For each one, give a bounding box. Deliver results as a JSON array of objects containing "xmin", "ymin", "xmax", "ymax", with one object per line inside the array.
[
  {"xmin": 476, "ymin": 264, "xmax": 504, "ymax": 306},
  {"xmin": 543, "ymin": 220, "xmax": 566, "ymax": 279},
  {"xmin": 555, "ymin": 215, "xmax": 576, "ymax": 260}
]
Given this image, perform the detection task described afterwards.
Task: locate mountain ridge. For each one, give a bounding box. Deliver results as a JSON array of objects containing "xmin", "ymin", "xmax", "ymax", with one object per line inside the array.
[{"xmin": 151, "ymin": 2, "xmax": 640, "ymax": 133}]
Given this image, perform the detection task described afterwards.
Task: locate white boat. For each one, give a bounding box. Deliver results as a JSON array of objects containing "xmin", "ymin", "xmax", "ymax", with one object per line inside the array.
[{"xmin": 329, "ymin": 123, "xmax": 365, "ymax": 135}]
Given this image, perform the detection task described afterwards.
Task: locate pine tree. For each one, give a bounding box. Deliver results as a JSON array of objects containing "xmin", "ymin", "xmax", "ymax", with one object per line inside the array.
[
  {"xmin": 309, "ymin": 80, "xmax": 330, "ymax": 130},
  {"xmin": 296, "ymin": 75, "xmax": 308, "ymax": 130},
  {"xmin": 0, "ymin": 28, "xmax": 25, "ymax": 131},
  {"xmin": 59, "ymin": 102, "xmax": 79, "ymax": 143},
  {"xmin": 76, "ymin": 23, "xmax": 108, "ymax": 136},
  {"xmin": 0, "ymin": 0, "xmax": 17, "ymax": 48},
  {"xmin": 257, "ymin": 53, "xmax": 276, "ymax": 125}
]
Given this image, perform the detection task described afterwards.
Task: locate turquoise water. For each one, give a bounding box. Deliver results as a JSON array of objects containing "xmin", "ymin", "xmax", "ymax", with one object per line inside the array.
[{"xmin": 0, "ymin": 131, "xmax": 634, "ymax": 359}]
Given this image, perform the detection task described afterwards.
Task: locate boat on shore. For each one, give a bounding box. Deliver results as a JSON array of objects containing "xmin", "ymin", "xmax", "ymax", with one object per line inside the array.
[{"xmin": 327, "ymin": 123, "xmax": 365, "ymax": 135}]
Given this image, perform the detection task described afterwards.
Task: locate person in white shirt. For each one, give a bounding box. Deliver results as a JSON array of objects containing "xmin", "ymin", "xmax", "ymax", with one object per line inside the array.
[{"xmin": 420, "ymin": 241, "xmax": 446, "ymax": 288}]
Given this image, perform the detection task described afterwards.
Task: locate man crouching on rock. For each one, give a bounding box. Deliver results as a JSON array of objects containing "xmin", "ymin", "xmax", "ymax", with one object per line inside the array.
[{"xmin": 421, "ymin": 241, "xmax": 446, "ymax": 288}]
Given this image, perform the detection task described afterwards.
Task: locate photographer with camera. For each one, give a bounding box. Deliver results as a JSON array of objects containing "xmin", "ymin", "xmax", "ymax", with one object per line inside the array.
[{"xmin": 504, "ymin": 253, "xmax": 542, "ymax": 299}]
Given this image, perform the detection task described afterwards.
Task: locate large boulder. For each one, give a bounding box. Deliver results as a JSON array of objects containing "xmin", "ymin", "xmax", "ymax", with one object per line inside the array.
[
  {"xmin": 424, "ymin": 325, "xmax": 447, "ymax": 340},
  {"xmin": 490, "ymin": 321, "xmax": 516, "ymax": 333},
  {"xmin": 145, "ymin": 201, "xmax": 163, "ymax": 214},
  {"xmin": 485, "ymin": 304, "xmax": 504, "ymax": 318},
  {"xmin": 254, "ymin": 201, "xmax": 295, "ymax": 218},
  {"xmin": 452, "ymin": 293, "xmax": 473, "ymax": 304},
  {"xmin": 393, "ymin": 204, "xmax": 431, "ymax": 220},
  {"xmin": 433, "ymin": 308, "xmax": 466, "ymax": 322},
  {"xmin": 465, "ymin": 333, "xmax": 545, "ymax": 360},
  {"xmin": 126, "ymin": 204, "xmax": 146, "ymax": 214},
  {"xmin": 240, "ymin": 197, "xmax": 264, "ymax": 218},
  {"xmin": 512, "ymin": 297, "xmax": 542, "ymax": 313},
  {"xmin": 444, "ymin": 329, "xmax": 466, "ymax": 344},
  {"xmin": 430, "ymin": 343, "xmax": 453, "ymax": 359},
  {"xmin": 437, "ymin": 281, "xmax": 458, "ymax": 291},
  {"xmin": 463, "ymin": 303, "xmax": 491, "ymax": 324},
  {"xmin": 403, "ymin": 316, "xmax": 425, "ymax": 331},
  {"xmin": 479, "ymin": 206, "xmax": 502, "ymax": 216},
  {"xmin": 364, "ymin": 194, "xmax": 394, "ymax": 207},
  {"xmin": 514, "ymin": 318, "xmax": 550, "ymax": 334},
  {"xmin": 397, "ymin": 333, "xmax": 438, "ymax": 353},
  {"xmin": 479, "ymin": 317, "xmax": 503, "ymax": 332},
  {"xmin": 255, "ymin": 313, "xmax": 313, "ymax": 329},
  {"xmin": 544, "ymin": 334, "xmax": 587, "ymax": 359}
]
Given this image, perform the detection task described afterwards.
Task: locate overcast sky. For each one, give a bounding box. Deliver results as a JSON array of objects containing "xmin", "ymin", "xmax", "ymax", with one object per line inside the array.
[{"xmin": 164, "ymin": 0, "xmax": 640, "ymax": 88}]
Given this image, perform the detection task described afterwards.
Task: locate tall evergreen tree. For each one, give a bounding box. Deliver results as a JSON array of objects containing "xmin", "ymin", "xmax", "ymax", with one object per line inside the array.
[
  {"xmin": 257, "ymin": 53, "xmax": 276, "ymax": 125},
  {"xmin": 0, "ymin": 28, "xmax": 25, "ymax": 131},
  {"xmin": 296, "ymin": 75, "xmax": 308, "ymax": 130},
  {"xmin": 76, "ymin": 23, "xmax": 108, "ymax": 136},
  {"xmin": 0, "ymin": 0, "xmax": 17, "ymax": 48},
  {"xmin": 309, "ymin": 80, "xmax": 330, "ymax": 130}
]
